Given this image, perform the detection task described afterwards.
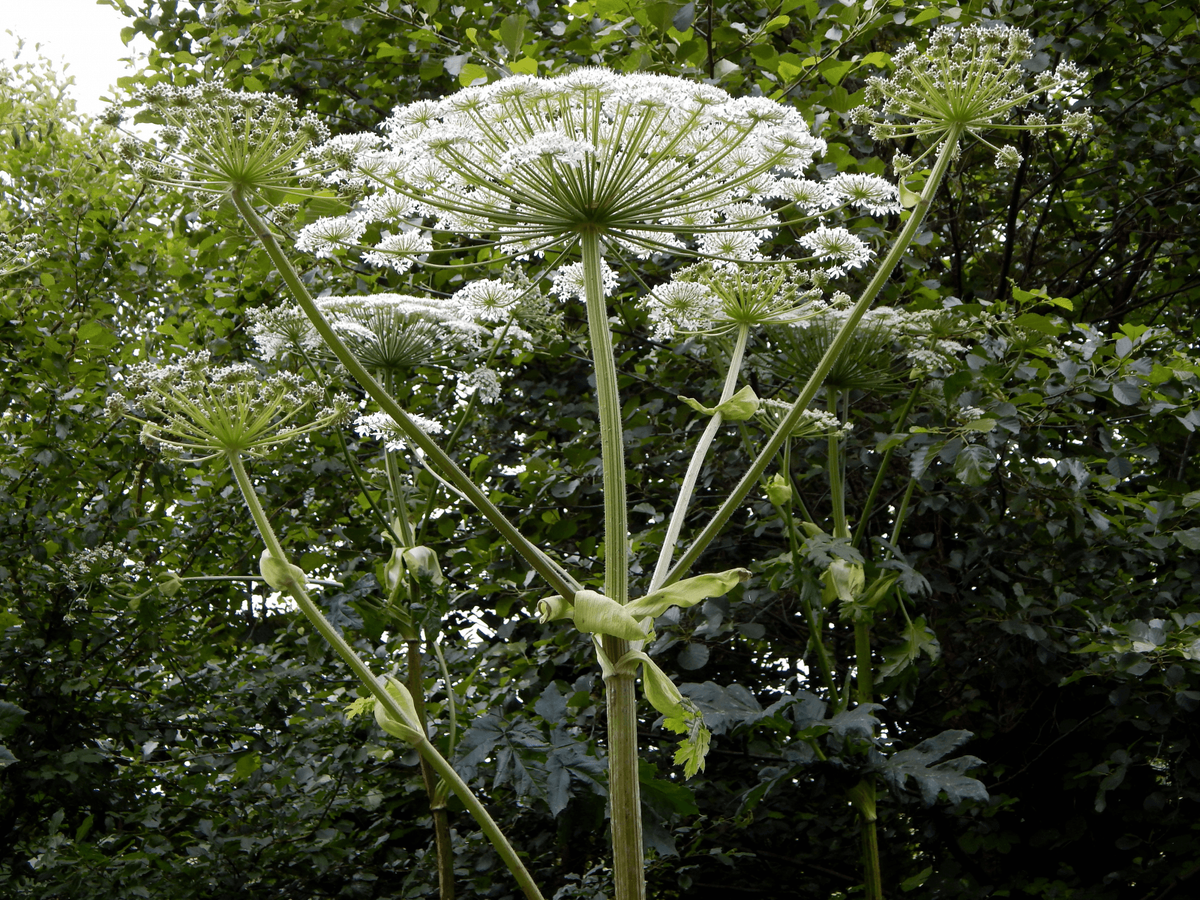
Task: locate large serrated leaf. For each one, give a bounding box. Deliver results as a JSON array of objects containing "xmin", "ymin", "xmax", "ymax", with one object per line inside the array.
[
  {"xmin": 680, "ymin": 681, "xmax": 763, "ymax": 735},
  {"xmin": 878, "ymin": 730, "xmax": 989, "ymax": 805}
]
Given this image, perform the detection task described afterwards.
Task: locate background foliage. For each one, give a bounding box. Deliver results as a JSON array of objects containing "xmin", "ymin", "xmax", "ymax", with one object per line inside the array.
[{"xmin": 3, "ymin": 0, "xmax": 1199, "ymax": 897}]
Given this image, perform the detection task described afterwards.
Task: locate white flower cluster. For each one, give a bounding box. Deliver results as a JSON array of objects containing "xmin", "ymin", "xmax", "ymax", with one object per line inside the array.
[
  {"xmin": 0, "ymin": 230, "xmax": 46, "ymax": 276},
  {"xmin": 316, "ymin": 295, "xmax": 488, "ymax": 372},
  {"xmin": 301, "ymin": 69, "xmax": 875, "ymax": 267},
  {"xmin": 756, "ymin": 399, "xmax": 850, "ymax": 439},
  {"xmin": 355, "ymin": 410, "xmax": 444, "ymax": 453},
  {"xmin": 550, "ymin": 260, "xmax": 620, "ymax": 301},
  {"xmin": 115, "ymin": 351, "xmax": 350, "ymax": 462},
  {"xmin": 798, "ymin": 226, "xmax": 874, "ymax": 277},
  {"xmin": 462, "ymin": 366, "xmax": 502, "ymax": 404},
  {"xmin": 642, "ymin": 263, "xmax": 825, "ymax": 340},
  {"xmin": 65, "ymin": 543, "xmax": 147, "ymax": 591}
]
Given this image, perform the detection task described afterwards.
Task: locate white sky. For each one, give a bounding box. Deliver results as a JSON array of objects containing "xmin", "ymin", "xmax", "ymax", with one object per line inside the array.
[{"xmin": 0, "ymin": 0, "xmax": 152, "ymax": 117}]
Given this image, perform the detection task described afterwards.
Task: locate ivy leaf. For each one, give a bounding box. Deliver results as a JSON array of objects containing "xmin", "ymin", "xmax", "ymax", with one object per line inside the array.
[{"xmin": 877, "ymin": 730, "xmax": 989, "ymax": 805}]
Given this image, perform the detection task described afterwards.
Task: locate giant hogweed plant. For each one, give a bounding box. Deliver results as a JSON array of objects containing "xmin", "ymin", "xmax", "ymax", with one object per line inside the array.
[{"xmin": 114, "ymin": 25, "xmax": 1085, "ymax": 900}]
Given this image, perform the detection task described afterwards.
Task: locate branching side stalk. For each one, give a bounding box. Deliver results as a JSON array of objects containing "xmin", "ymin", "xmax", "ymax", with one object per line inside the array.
[
  {"xmin": 581, "ymin": 227, "xmax": 645, "ymax": 900},
  {"xmin": 649, "ymin": 323, "xmax": 750, "ymax": 592},
  {"xmin": 230, "ymin": 188, "xmax": 580, "ymax": 601},
  {"xmin": 225, "ymin": 451, "xmax": 543, "ymax": 900},
  {"xmin": 663, "ymin": 131, "xmax": 963, "ymax": 586}
]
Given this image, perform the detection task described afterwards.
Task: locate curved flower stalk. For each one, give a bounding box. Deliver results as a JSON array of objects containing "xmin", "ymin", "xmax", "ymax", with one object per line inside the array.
[
  {"xmin": 112, "ymin": 355, "xmax": 545, "ymax": 900},
  {"xmin": 642, "ymin": 263, "xmax": 829, "ymax": 590},
  {"xmin": 664, "ymin": 24, "xmax": 1088, "ymax": 588},
  {"xmin": 120, "ymin": 82, "xmax": 331, "ymax": 202}
]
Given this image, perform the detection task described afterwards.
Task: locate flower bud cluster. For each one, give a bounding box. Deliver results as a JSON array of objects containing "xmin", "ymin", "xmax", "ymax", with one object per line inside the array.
[
  {"xmin": 852, "ymin": 24, "xmax": 1088, "ymax": 172},
  {"xmin": 122, "ymin": 82, "xmax": 330, "ymax": 199}
]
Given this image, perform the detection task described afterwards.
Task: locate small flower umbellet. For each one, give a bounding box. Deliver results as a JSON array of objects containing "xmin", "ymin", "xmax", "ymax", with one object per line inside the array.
[
  {"xmin": 642, "ymin": 262, "xmax": 825, "ymax": 340},
  {"xmin": 113, "ymin": 353, "xmax": 351, "ymax": 463},
  {"xmin": 851, "ymin": 23, "xmax": 1089, "ymax": 172}
]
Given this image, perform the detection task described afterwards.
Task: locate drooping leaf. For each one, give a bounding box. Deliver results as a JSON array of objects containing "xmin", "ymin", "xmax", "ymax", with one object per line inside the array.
[{"xmin": 625, "ymin": 567, "xmax": 751, "ymax": 619}]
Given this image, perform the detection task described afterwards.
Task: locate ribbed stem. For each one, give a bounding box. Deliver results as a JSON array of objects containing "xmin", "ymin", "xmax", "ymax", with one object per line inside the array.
[
  {"xmin": 649, "ymin": 324, "xmax": 750, "ymax": 592},
  {"xmin": 225, "ymin": 452, "xmax": 542, "ymax": 900},
  {"xmin": 581, "ymin": 228, "xmax": 644, "ymax": 900},
  {"xmin": 662, "ymin": 132, "xmax": 963, "ymax": 586}
]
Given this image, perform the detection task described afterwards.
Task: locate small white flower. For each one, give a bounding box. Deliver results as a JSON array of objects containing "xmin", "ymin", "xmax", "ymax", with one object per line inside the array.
[
  {"xmin": 551, "ymin": 261, "xmax": 619, "ymax": 301},
  {"xmin": 499, "ymin": 131, "xmax": 595, "ymax": 174},
  {"xmin": 362, "ymin": 230, "xmax": 433, "ymax": 272},
  {"xmin": 799, "ymin": 226, "xmax": 873, "ymax": 276},
  {"xmin": 452, "ymin": 279, "xmax": 525, "ymax": 322},
  {"xmin": 355, "ymin": 410, "xmax": 443, "ymax": 453},
  {"xmin": 995, "ymin": 145, "xmax": 1023, "ymax": 169},
  {"xmin": 769, "ymin": 178, "xmax": 832, "ymax": 213},
  {"xmin": 642, "ymin": 282, "xmax": 721, "ymax": 340},
  {"xmin": 296, "ymin": 215, "xmax": 367, "ymax": 258},
  {"xmin": 825, "ymin": 174, "xmax": 902, "ymax": 216},
  {"xmin": 463, "ymin": 367, "xmax": 501, "ymax": 404}
]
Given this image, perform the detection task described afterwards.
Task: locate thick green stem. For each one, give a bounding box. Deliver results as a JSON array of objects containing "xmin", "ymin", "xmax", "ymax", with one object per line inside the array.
[
  {"xmin": 662, "ymin": 132, "xmax": 962, "ymax": 586},
  {"xmin": 649, "ymin": 324, "xmax": 750, "ymax": 592},
  {"xmin": 581, "ymin": 228, "xmax": 644, "ymax": 900},
  {"xmin": 230, "ymin": 189, "xmax": 579, "ymax": 601},
  {"xmin": 225, "ymin": 452, "xmax": 543, "ymax": 900}
]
